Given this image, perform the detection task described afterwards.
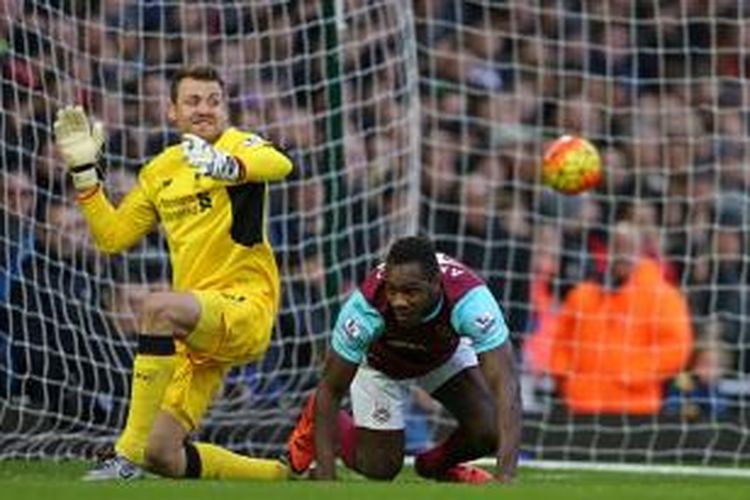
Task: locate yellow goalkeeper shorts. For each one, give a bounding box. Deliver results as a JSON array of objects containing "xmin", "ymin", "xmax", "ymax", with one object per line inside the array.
[
  {"xmin": 160, "ymin": 287, "xmax": 276, "ymax": 430},
  {"xmin": 188, "ymin": 287, "xmax": 275, "ymax": 364}
]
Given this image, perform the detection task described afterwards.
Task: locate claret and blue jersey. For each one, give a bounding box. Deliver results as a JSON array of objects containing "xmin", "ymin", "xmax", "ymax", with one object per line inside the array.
[{"xmin": 331, "ymin": 253, "xmax": 509, "ymax": 379}]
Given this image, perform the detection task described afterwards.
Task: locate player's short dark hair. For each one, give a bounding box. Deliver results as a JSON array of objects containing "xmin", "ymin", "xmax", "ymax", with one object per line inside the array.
[
  {"xmin": 386, "ymin": 236, "xmax": 440, "ymax": 279},
  {"xmin": 170, "ymin": 65, "xmax": 225, "ymax": 103}
]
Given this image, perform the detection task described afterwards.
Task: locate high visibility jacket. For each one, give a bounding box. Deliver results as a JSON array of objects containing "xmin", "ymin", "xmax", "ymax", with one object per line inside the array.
[{"xmin": 550, "ymin": 259, "xmax": 693, "ymax": 414}]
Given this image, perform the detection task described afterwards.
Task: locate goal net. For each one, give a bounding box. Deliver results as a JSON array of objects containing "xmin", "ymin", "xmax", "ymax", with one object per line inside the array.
[
  {"xmin": 415, "ymin": 0, "xmax": 750, "ymax": 471},
  {"xmin": 0, "ymin": 0, "xmax": 419, "ymax": 458},
  {"xmin": 2, "ymin": 0, "xmax": 750, "ymax": 473}
]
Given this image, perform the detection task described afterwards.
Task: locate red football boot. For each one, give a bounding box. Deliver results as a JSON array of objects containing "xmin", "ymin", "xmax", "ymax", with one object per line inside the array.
[
  {"xmin": 439, "ymin": 463, "xmax": 494, "ymax": 484},
  {"xmin": 286, "ymin": 392, "xmax": 316, "ymax": 474}
]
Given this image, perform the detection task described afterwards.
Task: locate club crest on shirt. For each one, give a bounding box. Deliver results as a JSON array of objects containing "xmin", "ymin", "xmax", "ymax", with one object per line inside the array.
[
  {"xmin": 474, "ymin": 312, "xmax": 496, "ymax": 333},
  {"xmin": 243, "ymin": 135, "xmax": 264, "ymax": 148}
]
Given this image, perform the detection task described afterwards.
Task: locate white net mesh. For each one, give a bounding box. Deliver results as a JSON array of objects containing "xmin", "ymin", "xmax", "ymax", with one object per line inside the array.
[
  {"xmin": 1, "ymin": 0, "xmax": 419, "ymax": 458},
  {"xmin": 415, "ymin": 0, "xmax": 750, "ymax": 467},
  {"xmin": 2, "ymin": 0, "xmax": 750, "ymax": 469}
]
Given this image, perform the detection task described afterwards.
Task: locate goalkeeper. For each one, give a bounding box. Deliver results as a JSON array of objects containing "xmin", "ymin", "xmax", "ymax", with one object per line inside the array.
[
  {"xmin": 286, "ymin": 236, "xmax": 521, "ymax": 483},
  {"xmin": 54, "ymin": 65, "xmax": 293, "ymax": 481}
]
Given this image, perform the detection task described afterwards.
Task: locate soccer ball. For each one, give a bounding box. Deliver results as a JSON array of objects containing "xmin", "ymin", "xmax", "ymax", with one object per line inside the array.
[{"xmin": 542, "ymin": 135, "xmax": 602, "ymax": 195}]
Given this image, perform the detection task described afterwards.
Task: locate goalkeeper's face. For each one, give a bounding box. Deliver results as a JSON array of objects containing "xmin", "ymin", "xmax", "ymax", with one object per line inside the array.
[
  {"xmin": 384, "ymin": 262, "xmax": 441, "ymax": 328},
  {"xmin": 169, "ymin": 78, "xmax": 229, "ymax": 143}
]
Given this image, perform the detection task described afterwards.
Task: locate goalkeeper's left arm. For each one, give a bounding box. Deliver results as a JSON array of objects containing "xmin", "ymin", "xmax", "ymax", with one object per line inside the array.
[
  {"xmin": 182, "ymin": 132, "xmax": 293, "ymax": 183},
  {"xmin": 231, "ymin": 134, "xmax": 294, "ymax": 182}
]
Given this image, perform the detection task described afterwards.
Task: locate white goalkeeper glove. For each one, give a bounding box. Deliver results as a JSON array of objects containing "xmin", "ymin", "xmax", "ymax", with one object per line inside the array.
[
  {"xmin": 53, "ymin": 105, "xmax": 106, "ymax": 190},
  {"xmin": 181, "ymin": 133, "xmax": 242, "ymax": 181}
]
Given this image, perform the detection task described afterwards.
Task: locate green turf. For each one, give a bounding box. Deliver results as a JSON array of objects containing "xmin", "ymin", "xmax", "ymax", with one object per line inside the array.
[{"xmin": 0, "ymin": 460, "xmax": 747, "ymax": 500}]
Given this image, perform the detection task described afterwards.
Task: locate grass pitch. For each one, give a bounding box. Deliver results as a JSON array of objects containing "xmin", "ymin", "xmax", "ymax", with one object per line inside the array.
[{"xmin": 1, "ymin": 460, "xmax": 747, "ymax": 500}]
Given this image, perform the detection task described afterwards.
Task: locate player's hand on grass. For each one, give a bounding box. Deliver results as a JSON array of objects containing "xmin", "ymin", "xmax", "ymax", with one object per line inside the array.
[
  {"xmin": 308, "ymin": 465, "xmax": 335, "ymax": 481},
  {"xmin": 181, "ymin": 133, "xmax": 242, "ymax": 181},
  {"xmin": 53, "ymin": 105, "xmax": 105, "ymax": 190},
  {"xmin": 496, "ymin": 471, "xmax": 515, "ymax": 484},
  {"xmin": 496, "ymin": 452, "xmax": 517, "ymax": 484}
]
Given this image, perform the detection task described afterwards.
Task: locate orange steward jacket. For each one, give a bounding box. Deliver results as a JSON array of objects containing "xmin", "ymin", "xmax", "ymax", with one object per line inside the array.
[{"xmin": 550, "ymin": 258, "xmax": 693, "ymax": 414}]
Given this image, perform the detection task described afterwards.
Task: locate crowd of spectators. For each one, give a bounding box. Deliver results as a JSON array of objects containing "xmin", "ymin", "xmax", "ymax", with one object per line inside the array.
[
  {"xmin": 2, "ymin": 1, "xmax": 750, "ymax": 450},
  {"xmin": 414, "ymin": 0, "xmax": 750, "ymax": 421}
]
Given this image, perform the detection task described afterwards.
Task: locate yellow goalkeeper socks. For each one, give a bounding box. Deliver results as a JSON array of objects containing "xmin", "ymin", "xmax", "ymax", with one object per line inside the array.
[
  {"xmin": 185, "ymin": 442, "xmax": 288, "ymax": 480},
  {"xmin": 115, "ymin": 335, "xmax": 176, "ymax": 465}
]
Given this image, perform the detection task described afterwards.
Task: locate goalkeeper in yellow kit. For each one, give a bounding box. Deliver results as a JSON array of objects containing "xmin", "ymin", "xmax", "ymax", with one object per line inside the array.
[{"xmin": 53, "ymin": 66, "xmax": 293, "ymax": 481}]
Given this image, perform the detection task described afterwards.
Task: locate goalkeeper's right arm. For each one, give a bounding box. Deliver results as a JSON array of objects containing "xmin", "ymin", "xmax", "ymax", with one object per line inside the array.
[
  {"xmin": 54, "ymin": 105, "xmax": 157, "ymax": 253},
  {"xmin": 53, "ymin": 105, "xmax": 105, "ymax": 190}
]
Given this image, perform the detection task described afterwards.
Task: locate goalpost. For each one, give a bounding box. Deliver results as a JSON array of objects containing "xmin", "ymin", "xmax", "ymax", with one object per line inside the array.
[{"xmin": 2, "ymin": 0, "xmax": 750, "ymax": 476}]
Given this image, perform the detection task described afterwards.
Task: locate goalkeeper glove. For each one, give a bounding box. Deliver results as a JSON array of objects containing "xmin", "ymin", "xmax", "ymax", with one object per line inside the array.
[
  {"xmin": 181, "ymin": 133, "xmax": 242, "ymax": 182},
  {"xmin": 54, "ymin": 105, "xmax": 106, "ymax": 190}
]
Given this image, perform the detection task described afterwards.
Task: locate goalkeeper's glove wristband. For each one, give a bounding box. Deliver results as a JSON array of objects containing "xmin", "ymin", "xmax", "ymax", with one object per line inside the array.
[
  {"xmin": 70, "ymin": 163, "xmax": 103, "ymax": 190},
  {"xmin": 211, "ymin": 155, "xmax": 243, "ymax": 181}
]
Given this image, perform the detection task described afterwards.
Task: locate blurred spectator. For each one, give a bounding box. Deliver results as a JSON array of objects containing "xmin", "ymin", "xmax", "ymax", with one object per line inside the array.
[
  {"xmin": 553, "ymin": 93, "xmax": 606, "ymax": 140},
  {"xmin": 478, "ymin": 88, "xmax": 539, "ymax": 149},
  {"xmin": 276, "ymin": 244, "xmax": 327, "ymax": 385},
  {"xmin": 448, "ymin": 171, "xmax": 531, "ymax": 333},
  {"xmin": 0, "ymin": 168, "xmax": 36, "ymax": 302},
  {"xmin": 32, "ymin": 133, "xmax": 67, "ymax": 193},
  {"xmin": 2, "ymin": 200, "xmax": 130, "ymax": 424},
  {"xmin": 142, "ymin": 71, "xmax": 179, "ymax": 155},
  {"xmin": 686, "ymin": 207, "xmax": 750, "ymax": 373},
  {"xmin": 549, "ymin": 221, "xmax": 693, "ymax": 415},
  {"xmin": 588, "ymin": 19, "xmax": 638, "ymax": 87},
  {"xmin": 539, "ymin": 192, "xmax": 605, "ymax": 299},
  {"xmin": 664, "ymin": 317, "xmax": 731, "ymax": 420},
  {"xmin": 420, "ymin": 126, "xmax": 461, "ymax": 251},
  {"xmin": 598, "ymin": 146, "xmax": 632, "ymax": 197},
  {"xmin": 522, "ymin": 223, "xmax": 563, "ymax": 376},
  {"xmin": 424, "ymin": 2, "xmax": 511, "ymax": 92},
  {"xmin": 618, "ymin": 199, "xmax": 677, "ymax": 283}
]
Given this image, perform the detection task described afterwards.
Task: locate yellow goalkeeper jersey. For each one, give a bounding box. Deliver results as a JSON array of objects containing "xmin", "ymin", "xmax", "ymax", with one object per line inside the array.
[{"xmin": 78, "ymin": 127, "xmax": 293, "ymax": 305}]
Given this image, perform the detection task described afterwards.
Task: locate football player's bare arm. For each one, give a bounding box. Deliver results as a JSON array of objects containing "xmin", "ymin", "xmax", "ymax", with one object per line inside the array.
[
  {"xmin": 313, "ymin": 351, "xmax": 358, "ymax": 480},
  {"xmin": 478, "ymin": 342, "xmax": 521, "ymax": 483}
]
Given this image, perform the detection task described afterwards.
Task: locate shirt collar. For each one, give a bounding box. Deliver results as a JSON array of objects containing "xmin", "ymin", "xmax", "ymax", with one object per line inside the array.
[{"xmin": 421, "ymin": 294, "xmax": 444, "ymax": 323}]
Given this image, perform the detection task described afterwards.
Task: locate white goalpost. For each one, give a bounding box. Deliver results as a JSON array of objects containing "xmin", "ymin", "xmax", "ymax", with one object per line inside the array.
[{"xmin": 2, "ymin": 0, "xmax": 750, "ymax": 476}]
